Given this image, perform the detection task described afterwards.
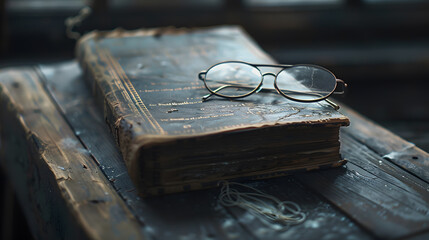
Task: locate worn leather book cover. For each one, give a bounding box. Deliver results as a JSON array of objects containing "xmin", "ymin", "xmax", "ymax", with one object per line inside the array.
[{"xmin": 76, "ymin": 26, "xmax": 349, "ymax": 195}]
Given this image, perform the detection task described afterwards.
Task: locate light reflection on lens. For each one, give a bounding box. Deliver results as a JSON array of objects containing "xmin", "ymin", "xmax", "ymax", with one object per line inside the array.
[
  {"xmin": 275, "ymin": 65, "xmax": 336, "ymax": 101},
  {"xmin": 205, "ymin": 62, "xmax": 262, "ymax": 97}
]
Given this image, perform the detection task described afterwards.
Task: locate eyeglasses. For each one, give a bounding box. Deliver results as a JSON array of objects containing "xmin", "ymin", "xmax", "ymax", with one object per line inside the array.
[{"xmin": 198, "ymin": 61, "xmax": 347, "ymax": 110}]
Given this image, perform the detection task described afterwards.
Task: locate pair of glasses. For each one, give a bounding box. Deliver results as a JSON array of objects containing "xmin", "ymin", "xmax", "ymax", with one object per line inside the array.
[{"xmin": 198, "ymin": 61, "xmax": 347, "ymax": 110}]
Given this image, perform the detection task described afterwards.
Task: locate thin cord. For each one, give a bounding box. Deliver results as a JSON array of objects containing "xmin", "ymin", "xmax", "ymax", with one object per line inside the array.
[
  {"xmin": 65, "ymin": 6, "xmax": 92, "ymax": 40},
  {"xmin": 218, "ymin": 181, "xmax": 306, "ymax": 230}
]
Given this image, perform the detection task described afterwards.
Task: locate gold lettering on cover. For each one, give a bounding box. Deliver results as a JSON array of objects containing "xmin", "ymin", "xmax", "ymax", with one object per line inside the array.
[
  {"xmin": 148, "ymin": 101, "xmax": 202, "ymax": 107},
  {"xmin": 159, "ymin": 113, "xmax": 234, "ymax": 122},
  {"xmin": 141, "ymin": 86, "xmax": 205, "ymax": 93}
]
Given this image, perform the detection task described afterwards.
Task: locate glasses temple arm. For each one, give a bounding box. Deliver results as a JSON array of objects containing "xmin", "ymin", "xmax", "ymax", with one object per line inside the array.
[
  {"xmin": 324, "ymin": 99, "xmax": 340, "ymax": 110},
  {"xmin": 199, "ymin": 73, "xmax": 344, "ymax": 110},
  {"xmin": 203, "ymin": 84, "xmax": 340, "ymax": 110},
  {"xmin": 202, "ymin": 83, "xmax": 332, "ymax": 101},
  {"xmin": 202, "ymin": 85, "xmax": 235, "ymax": 101},
  {"xmin": 333, "ymin": 79, "xmax": 347, "ymax": 94},
  {"xmin": 203, "ymin": 82, "xmax": 278, "ymax": 101}
]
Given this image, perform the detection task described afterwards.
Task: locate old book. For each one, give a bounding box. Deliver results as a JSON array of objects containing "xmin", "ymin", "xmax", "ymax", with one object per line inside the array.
[{"xmin": 76, "ymin": 26, "xmax": 349, "ymax": 195}]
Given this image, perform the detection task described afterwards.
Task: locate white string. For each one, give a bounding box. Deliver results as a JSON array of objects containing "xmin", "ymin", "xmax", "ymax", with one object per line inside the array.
[
  {"xmin": 65, "ymin": 6, "xmax": 92, "ymax": 40},
  {"xmin": 218, "ymin": 181, "xmax": 306, "ymax": 231}
]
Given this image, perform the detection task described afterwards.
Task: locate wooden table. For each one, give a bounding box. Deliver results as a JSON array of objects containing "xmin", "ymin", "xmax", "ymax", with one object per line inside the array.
[{"xmin": 1, "ymin": 61, "xmax": 428, "ymax": 240}]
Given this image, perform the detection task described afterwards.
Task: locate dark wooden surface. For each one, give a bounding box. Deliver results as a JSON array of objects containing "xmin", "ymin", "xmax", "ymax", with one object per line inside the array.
[
  {"xmin": 41, "ymin": 61, "xmax": 429, "ymax": 239},
  {"xmin": 39, "ymin": 62, "xmax": 370, "ymax": 240},
  {"xmin": 0, "ymin": 60, "xmax": 428, "ymax": 239},
  {"xmin": 0, "ymin": 68, "xmax": 146, "ymax": 240}
]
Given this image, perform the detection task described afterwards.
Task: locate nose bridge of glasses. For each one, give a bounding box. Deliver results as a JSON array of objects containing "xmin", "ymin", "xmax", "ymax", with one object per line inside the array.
[
  {"xmin": 262, "ymin": 72, "xmax": 277, "ymax": 78},
  {"xmin": 254, "ymin": 72, "xmax": 277, "ymax": 93}
]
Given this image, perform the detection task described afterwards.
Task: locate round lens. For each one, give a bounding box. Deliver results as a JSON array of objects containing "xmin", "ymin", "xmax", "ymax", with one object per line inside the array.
[
  {"xmin": 204, "ymin": 62, "xmax": 262, "ymax": 98},
  {"xmin": 275, "ymin": 65, "xmax": 337, "ymax": 101}
]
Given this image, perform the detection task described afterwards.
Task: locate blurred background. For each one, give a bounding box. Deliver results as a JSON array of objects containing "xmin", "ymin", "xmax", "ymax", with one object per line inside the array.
[{"xmin": 0, "ymin": 0, "xmax": 428, "ymax": 239}]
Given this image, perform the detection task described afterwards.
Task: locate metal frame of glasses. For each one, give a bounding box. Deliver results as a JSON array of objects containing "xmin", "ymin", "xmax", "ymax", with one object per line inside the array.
[{"xmin": 198, "ymin": 61, "xmax": 347, "ymax": 110}]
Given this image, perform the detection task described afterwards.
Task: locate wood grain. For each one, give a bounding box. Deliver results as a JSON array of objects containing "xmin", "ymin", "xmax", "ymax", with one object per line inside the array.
[
  {"xmin": 39, "ymin": 61, "xmax": 256, "ymax": 240},
  {"xmin": 39, "ymin": 61, "xmax": 429, "ymax": 239},
  {"xmin": 340, "ymin": 106, "xmax": 429, "ymax": 183},
  {"xmin": 40, "ymin": 61, "xmax": 372, "ymax": 240},
  {"xmin": 2, "ymin": 61, "xmax": 427, "ymax": 240},
  {"xmin": 296, "ymin": 133, "xmax": 429, "ymax": 239},
  {"xmin": 1, "ymin": 58, "xmax": 428, "ymax": 240},
  {"xmin": 0, "ymin": 68, "xmax": 146, "ymax": 240}
]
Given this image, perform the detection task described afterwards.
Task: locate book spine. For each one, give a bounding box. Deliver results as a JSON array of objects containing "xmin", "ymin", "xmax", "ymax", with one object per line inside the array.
[
  {"xmin": 77, "ymin": 36, "xmax": 134, "ymax": 170},
  {"xmin": 77, "ymin": 34, "xmax": 151, "ymax": 193}
]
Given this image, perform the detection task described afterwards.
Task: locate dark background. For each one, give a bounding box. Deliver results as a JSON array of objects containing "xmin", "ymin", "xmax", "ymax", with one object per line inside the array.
[{"xmin": 1, "ymin": 0, "xmax": 428, "ymax": 239}]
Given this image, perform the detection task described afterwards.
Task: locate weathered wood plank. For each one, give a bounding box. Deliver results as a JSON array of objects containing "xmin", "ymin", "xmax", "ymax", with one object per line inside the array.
[
  {"xmin": 296, "ymin": 132, "xmax": 429, "ymax": 239},
  {"xmin": 38, "ymin": 60, "xmax": 429, "ymax": 240},
  {"xmin": 39, "ymin": 61, "xmax": 257, "ymax": 240},
  {"xmin": 0, "ymin": 68, "xmax": 146, "ymax": 240},
  {"xmin": 40, "ymin": 61, "xmax": 373, "ymax": 240},
  {"xmin": 340, "ymin": 106, "xmax": 429, "ymax": 183}
]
